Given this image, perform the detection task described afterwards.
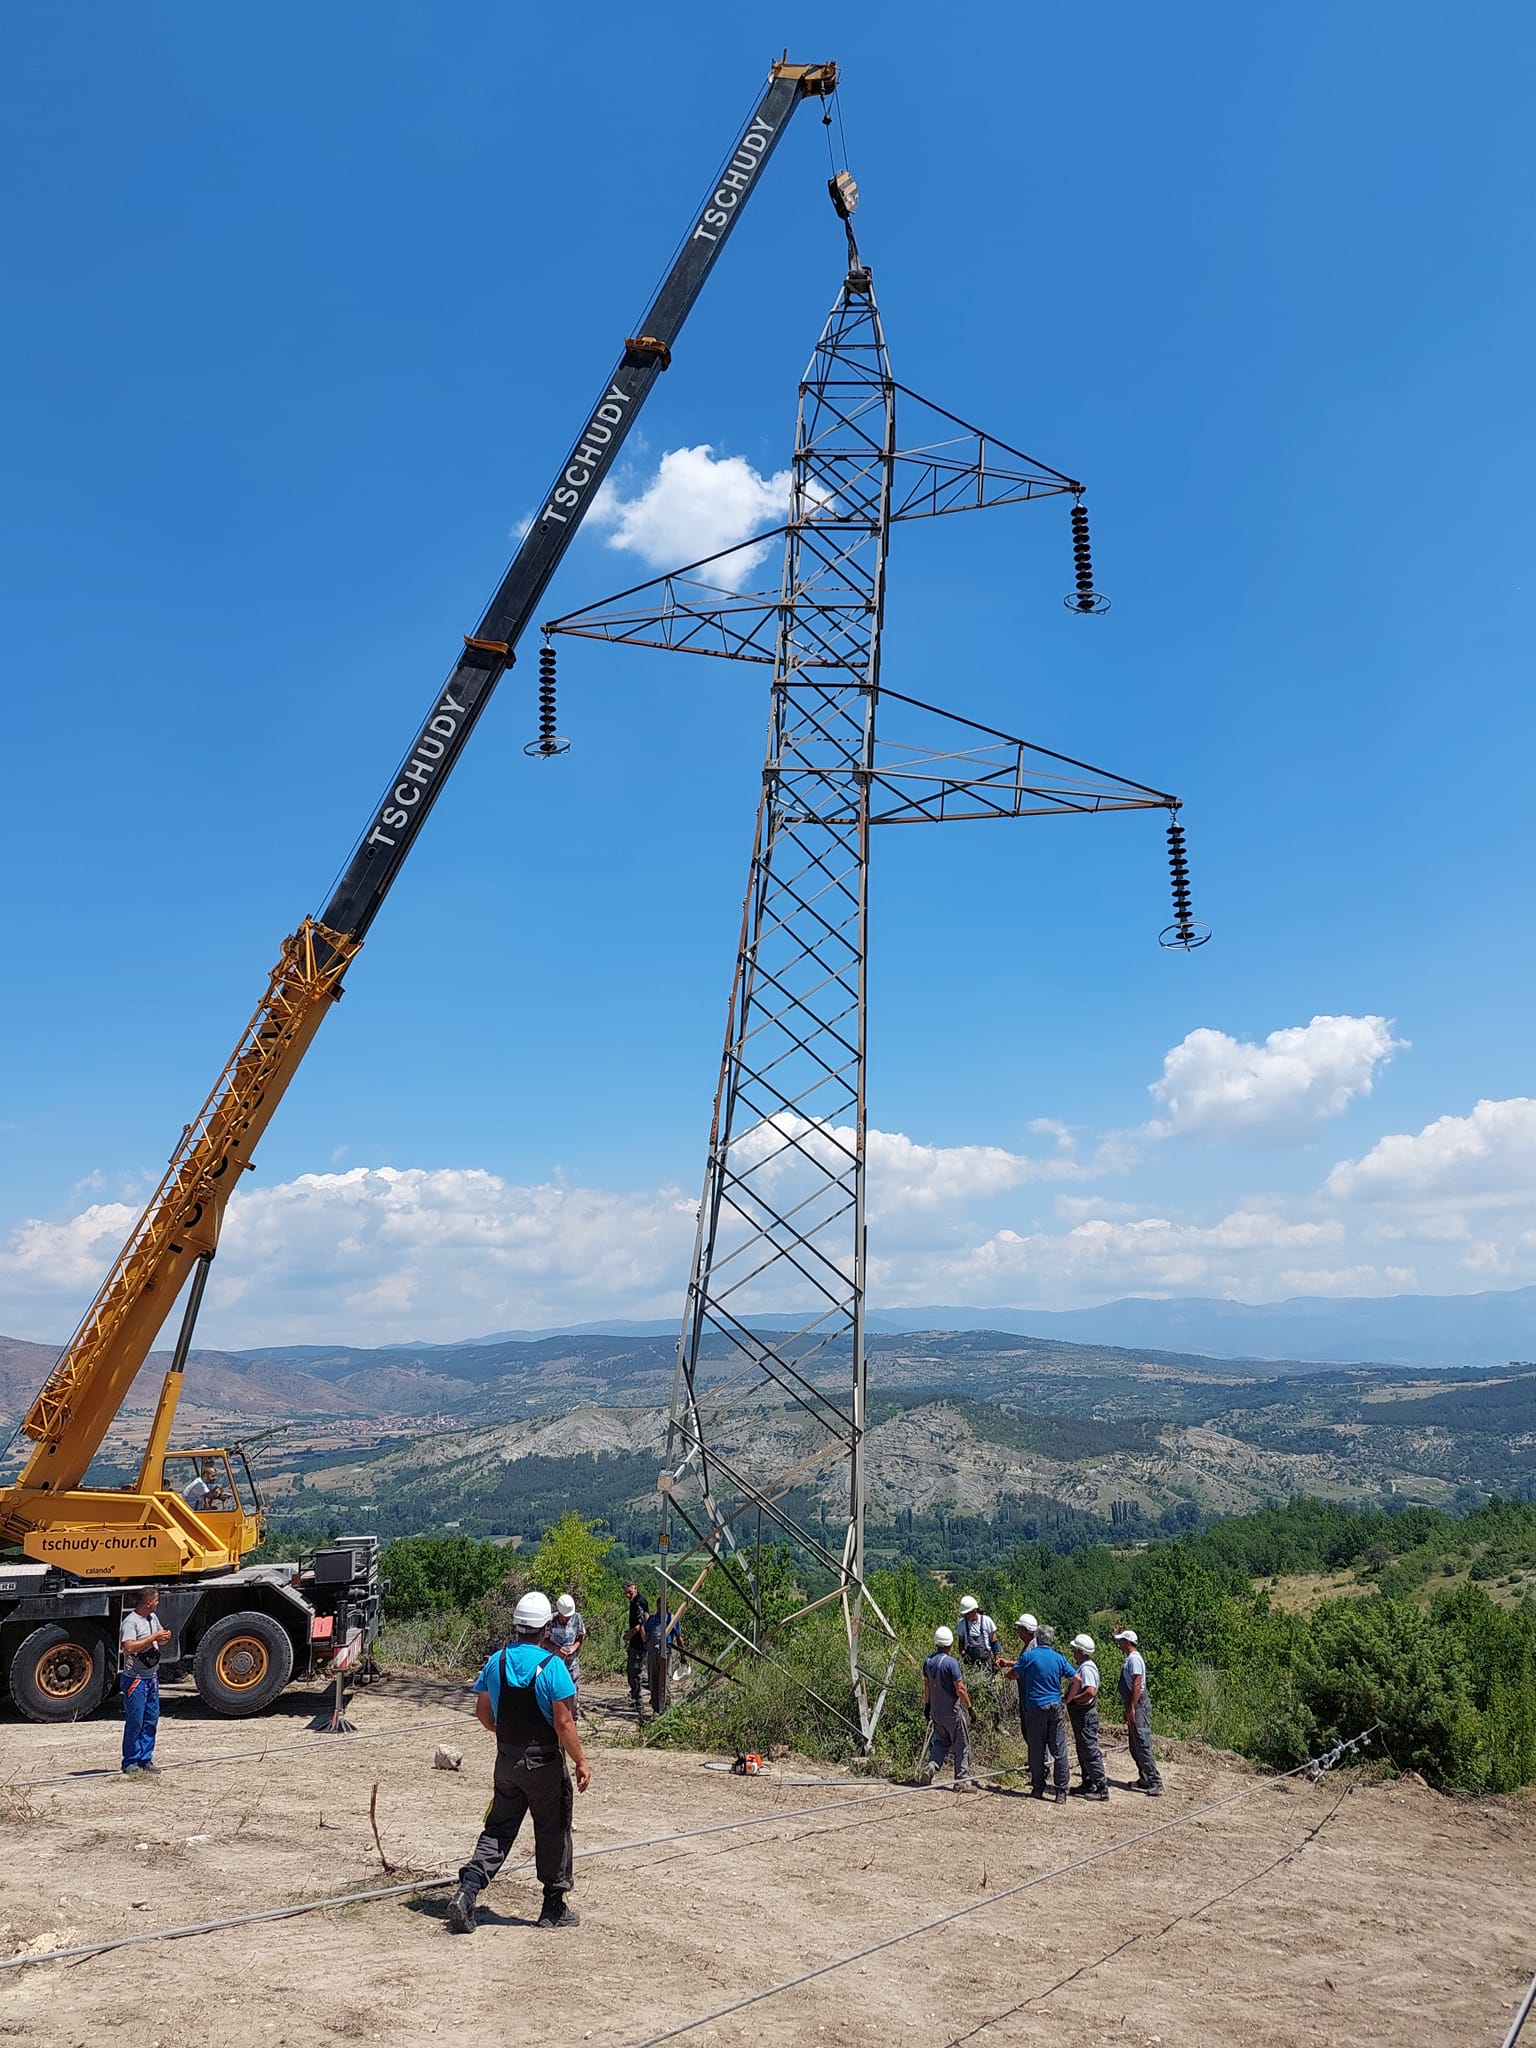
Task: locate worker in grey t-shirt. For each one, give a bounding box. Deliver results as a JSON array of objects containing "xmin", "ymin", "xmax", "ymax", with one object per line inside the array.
[
  {"xmin": 1112, "ymin": 1627, "xmax": 1163, "ymax": 1794},
  {"xmin": 119, "ymin": 1588, "xmax": 171, "ymax": 1776},
  {"xmin": 919, "ymin": 1627, "xmax": 978, "ymax": 1789},
  {"xmin": 1065, "ymin": 1633, "xmax": 1109, "ymax": 1800},
  {"xmin": 548, "ymin": 1595, "xmax": 586, "ymax": 1714}
]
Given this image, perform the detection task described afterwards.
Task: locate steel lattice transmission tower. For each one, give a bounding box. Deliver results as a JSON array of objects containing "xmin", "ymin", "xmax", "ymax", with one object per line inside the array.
[{"xmin": 545, "ymin": 232, "xmax": 1197, "ymax": 1747}]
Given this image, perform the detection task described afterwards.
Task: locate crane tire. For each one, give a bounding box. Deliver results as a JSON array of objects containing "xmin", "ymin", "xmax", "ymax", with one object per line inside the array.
[
  {"xmin": 9, "ymin": 1622, "xmax": 114, "ymax": 1723},
  {"xmin": 193, "ymin": 1610, "xmax": 294, "ymax": 1716}
]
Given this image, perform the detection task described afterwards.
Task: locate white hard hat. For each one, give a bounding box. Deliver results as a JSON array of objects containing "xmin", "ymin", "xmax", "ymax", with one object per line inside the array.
[
  {"xmin": 1071, "ymin": 1633, "xmax": 1095, "ymax": 1654},
  {"xmin": 1017, "ymin": 1612, "xmax": 1038, "ymax": 1632},
  {"xmin": 555, "ymin": 1594, "xmax": 577, "ymax": 1617},
  {"xmin": 514, "ymin": 1591, "xmax": 554, "ymax": 1631},
  {"xmin": 1113, "ymin": 1627, "xmax": 1138, "ymax": 1645},
  {"xmin": 958, "ymin": 1594, "xmax": 979, "ymax": 1614},
  {"xmin": 933, "ymin": 1626, "xmax": 955, "ymax": 1648}
]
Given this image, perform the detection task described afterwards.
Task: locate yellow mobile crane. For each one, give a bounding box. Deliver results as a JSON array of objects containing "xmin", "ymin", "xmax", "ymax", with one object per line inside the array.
[{"xmin": 0, "ymin": 59, "xmax": 837, "ymax": 1722}]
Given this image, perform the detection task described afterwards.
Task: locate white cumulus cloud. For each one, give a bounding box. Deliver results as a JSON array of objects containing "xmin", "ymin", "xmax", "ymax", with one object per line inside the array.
[
  {"xmin": 0, "ymin": 1168, "xmax": 700, "ymax": 1349},
  {"xmin": 590, "ymin": 445, "xmax": 791, "ymax": 590},
  {"xmin": 727, "ymin": 1115, "xmax": 1116, "ymax": 1225},
  {"xmin": 913, "ymin": 1207, "xmax": 1342, "ymax": 1304},
  {"xmin": 1148, "ymin": 1014, "xmax": 1403, "ymax": 1142},
  {"xmin": 1327, "ymin": 1097, "xmax": 1536, "ymax": 1203}
]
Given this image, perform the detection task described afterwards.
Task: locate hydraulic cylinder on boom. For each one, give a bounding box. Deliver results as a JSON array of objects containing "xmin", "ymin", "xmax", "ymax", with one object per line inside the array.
[{"xmin": 0, "ymin": 60, "xmax": 836, "ymax": 1619}]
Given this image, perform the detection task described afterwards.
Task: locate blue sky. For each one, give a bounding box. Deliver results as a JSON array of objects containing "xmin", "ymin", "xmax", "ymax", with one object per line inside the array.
[{"xmin": 3, "ymin": 5, "xmax": 1534, "ymax": 1344}]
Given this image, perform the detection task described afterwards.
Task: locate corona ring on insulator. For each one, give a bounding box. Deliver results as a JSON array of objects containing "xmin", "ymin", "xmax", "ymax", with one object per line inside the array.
[
  {"xmin": 1064, "ymin": 497, "xmax": 1110, "ymax": 614},
  {"xmin": 1159, "ymin": 815, "xmax": 1210, "ymax": 949},
  {"xmin": 525, "ymin": 640, "xmax": 570, "ymax": 758}
]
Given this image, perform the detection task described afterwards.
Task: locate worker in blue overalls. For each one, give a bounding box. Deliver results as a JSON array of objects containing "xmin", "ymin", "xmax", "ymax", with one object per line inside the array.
[
  {"xmin": 447, "ymin": 1590, "xmax": 592, "ymax": 1934},
  {"xmin": 119, "ymin": 1587, "xmax": 171, "ymax": 1776}
]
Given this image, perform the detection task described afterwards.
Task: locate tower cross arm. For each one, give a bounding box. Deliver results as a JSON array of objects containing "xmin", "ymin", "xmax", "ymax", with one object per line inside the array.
[
  {"xmin": 886, "ymin": 382, "xmax": 1085, "ymax": 522},
  {"xmin": 845, "ymin": 687, "xmax": 1180, "ymax": 826}
]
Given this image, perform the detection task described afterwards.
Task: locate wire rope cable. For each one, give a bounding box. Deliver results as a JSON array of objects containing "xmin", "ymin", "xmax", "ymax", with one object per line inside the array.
[
  {"xmin": 3, "ymin": 1712, "xmax": 468, "ymax": 1791},
  {"xmin": 618, "ymin": 1730, "xmax": 1379, "ymax": 2048},
  {"xmin": 0, "ymin": 1780, "xmax": 928, "ymax": 1974},
  {"xmin": 1503, "ymin": 1971, "xmax": 1536, "ymax": 2048},
  {"xmin": 943, "ymin": 1778, "xmax": 1358, "ymax": 2045}
]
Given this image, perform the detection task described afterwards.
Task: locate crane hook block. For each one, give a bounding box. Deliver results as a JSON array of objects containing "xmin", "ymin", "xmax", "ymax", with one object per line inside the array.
[{"xmin": 624, "ymin": 335, "xmax": 672, "ymax": 370}]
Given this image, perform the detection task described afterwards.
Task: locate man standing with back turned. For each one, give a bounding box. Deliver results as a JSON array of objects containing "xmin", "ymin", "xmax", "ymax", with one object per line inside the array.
[
  {"xmin": 919, "ymin": 1625, "xmax": 977, "ymax": 1789},
  {"xmin": 448, "ymin": 1590, "xmax": 591, "ymax": 1934},
  {"xmin": 1008, "ymin": 1615, "xmax": 1075, "ymax": 1803}
]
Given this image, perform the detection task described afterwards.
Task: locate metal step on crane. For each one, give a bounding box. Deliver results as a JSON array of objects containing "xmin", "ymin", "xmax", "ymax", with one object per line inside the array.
[{"xmin": 0, "ymin": 58, "xmax": 839, "ymax": 1724}]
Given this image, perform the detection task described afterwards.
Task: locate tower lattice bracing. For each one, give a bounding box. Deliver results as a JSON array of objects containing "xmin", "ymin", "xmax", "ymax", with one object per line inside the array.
[
  {"xmin": 665, "ymin": 270, "xmax": 896, "ymax": 1741},
  {"xmin": 545, "ymin": 249, "xmax": 1193, "ymax": 1747}
]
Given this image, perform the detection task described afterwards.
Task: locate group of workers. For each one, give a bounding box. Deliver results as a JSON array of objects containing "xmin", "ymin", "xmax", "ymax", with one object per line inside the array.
[
  {"xmin": 922, "ymin": 1594, "xmax": 1163, "ymax": 1800},
  {"xmin": 115, "ymin": 1570, "xmax": 1164, "ymax": 1937}
]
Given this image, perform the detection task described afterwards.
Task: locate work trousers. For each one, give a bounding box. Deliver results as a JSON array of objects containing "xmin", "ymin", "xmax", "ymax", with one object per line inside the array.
[
  {"xmin": 1024, "ymin": 1701, "xmax": 1069, "ymax": 1795},
  {"xmin": 120, "ymin": 1670, "xmax": 159, "ymax": 1771},
  {"xmin": 1125, "ymin": 1694, "xmax": 1163, "ymax": 1789},
  {"xmin": 626, "ymin": 1635, "xmax": 647, "ymax": 1705},
  {"xmin": 1067, "ymin": 1697, "xmax": 1107, "ymax": 1791},
  {"xmin": 927, "ymin": 1699, "xmax": 971, "ymax": 1782},
  {"xmin": 646, "ymin": 1644, "xmax": 669, "ymax": 1714},
  {"xmin": 459, "ymin": 1756, "xmax": 574, "ymax": 1899}
]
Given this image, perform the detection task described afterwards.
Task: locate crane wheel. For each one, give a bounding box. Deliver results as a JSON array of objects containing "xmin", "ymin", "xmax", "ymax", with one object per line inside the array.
[
  {"xmin": 9, "ymin": 1622, "xmax": 113, "ymax": 1723},
  {"xmin": 192, "ymin": 1611, "xmax": 294, "ymax": 1716}
]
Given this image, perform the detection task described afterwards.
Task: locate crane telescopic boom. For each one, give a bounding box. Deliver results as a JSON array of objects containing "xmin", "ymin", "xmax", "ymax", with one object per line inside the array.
[{"xmin": 4, "ymin": 59, "xmax": 836, "ymax": 1571}]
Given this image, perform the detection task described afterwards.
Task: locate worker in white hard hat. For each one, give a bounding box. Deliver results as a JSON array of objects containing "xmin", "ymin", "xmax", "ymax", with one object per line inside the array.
[
  {"xmin": 1065, "ymin": 1634, "xmax": 1109, "ymax": 1801},
  {"xmin": 1001, "ymin": 1613, "xmax": 1074, "ymax": 1802},
  {"xmin": 447, "ymin": 1589, "xmax": 592, "ymax": 1936},
  {"xmin": 919, "ymin": 1626, "xmax": 979, "ymax": 1790},
  {"xmin": 1112, "ymin": 1627, "xmax": 1163, "ymax": 1795},
  {"xmin": 955, "ymin": 1594, "xmax": 1001, "ymax": 1672},
  {"xmin": 547, "ymin": 1591, "xmax": 588, "ymax": 1715}
]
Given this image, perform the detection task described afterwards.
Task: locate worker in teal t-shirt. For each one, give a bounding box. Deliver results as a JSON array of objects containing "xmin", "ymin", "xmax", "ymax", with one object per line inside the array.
[{"xmin": 446, "ymin": 1591, "xmax": 591, "ymax": 1935}]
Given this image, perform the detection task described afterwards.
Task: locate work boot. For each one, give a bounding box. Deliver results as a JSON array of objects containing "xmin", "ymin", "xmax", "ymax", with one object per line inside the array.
[
  {"xmin": 1054, "ymin": 1789, "xmax": 1069, "ymax": 1804},
  {"xmin": 1142, "ymin": 1781, "xmax": 1163, "ymax": 1797},
  {"xmin": 1090, "ymin": 1785, "xmax": 1110, "ymax": 1802},
  {"xmin": 537, "ymin": 1890, "xmax": 581, "ymax": 1929},
  {"xmin": 446, "ymin": 1887, "xmax": 478, "ymax": 1935},
  {"xmin": 137, "ymin": 1762, "xmax": 162, "ymax": 1776},
  {"xmin": 954, "ymin": 1775, "xmax": 983, "ymax": 1793},
  {"xmin": 917, "ymin": 1760, "xmax": 937, "ymax": 1786}
]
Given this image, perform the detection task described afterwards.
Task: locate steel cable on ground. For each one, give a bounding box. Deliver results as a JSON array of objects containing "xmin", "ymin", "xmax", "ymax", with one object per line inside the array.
[
  {"xmin": 619, "ymin": 1731, "xmax": 1379, "ymax": 2048},
  {"xmin": 1504, "ymin": 1971, "xmax": 1536, "ymax": 2048},
  {"xmin": 0, "ymin": 1780, "xmax": 929, "ymax": 1973},
  {"xmin": 3, "ymin": 1713, "xmax": 468, "ymax": 1790},
  {"xmin": 943, "ymin": 1778, "xmax": 1358, "ymax": 2045}
]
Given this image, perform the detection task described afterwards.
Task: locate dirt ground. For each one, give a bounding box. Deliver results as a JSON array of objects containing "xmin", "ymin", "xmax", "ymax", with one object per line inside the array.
[{"xmin": 2, "ymin": 1671, "xmax": 1533, "ymax": 2048}]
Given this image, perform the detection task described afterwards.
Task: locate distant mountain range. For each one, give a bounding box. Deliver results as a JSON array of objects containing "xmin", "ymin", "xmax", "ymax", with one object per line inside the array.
[
  {"xmin": 460, "ymin": 1287, "xmax": 1536, "ymax": 1370},
  {"xmin": 5, "ymin": 1288, "xmax": 1534, "ymax": 1446}
]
